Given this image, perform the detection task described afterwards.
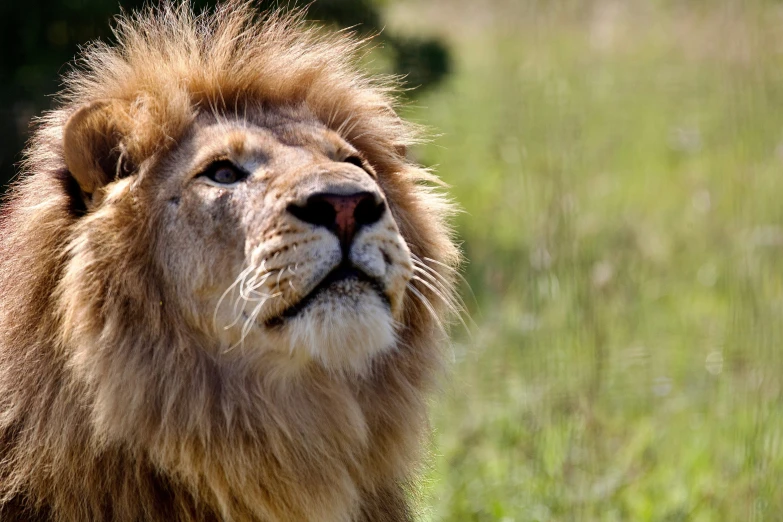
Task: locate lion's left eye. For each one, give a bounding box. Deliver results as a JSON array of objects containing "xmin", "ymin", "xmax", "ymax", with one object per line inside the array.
[
  {"xmin": 344, "ymin": 155, "xmax": 365, "ymax": 169},
  {"xmin": 200, "ymin": 161, "xmax": 247, "ymax": 185}
]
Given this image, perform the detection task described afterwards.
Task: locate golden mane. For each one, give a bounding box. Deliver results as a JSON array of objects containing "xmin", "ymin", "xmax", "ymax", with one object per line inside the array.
[
  {"xmin": 0, "ymin": 2, "xmax": 459, "ymax": 521},
  {"xmin": 28, "ymin": 1, "xmax": 425, "ymax": 177}
]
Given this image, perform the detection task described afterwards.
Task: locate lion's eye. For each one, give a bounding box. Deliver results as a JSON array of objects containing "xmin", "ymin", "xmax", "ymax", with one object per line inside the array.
[
  {"xmin": 344, "ymin": 155, "xmax": 365, "ymax": 169},
  {"xmin": 212, "ymin": 167, "xmax": 239, "ymax": 184},
  {"xmin": 200, "ymin": 161, "xmax": 247, "ymax": 185}
]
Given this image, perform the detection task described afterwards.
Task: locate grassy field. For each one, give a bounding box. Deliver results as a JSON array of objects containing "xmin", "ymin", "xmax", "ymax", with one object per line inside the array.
[{"xmin": 385, "ymin": 1, "xmax": 783, "ymax": 520}]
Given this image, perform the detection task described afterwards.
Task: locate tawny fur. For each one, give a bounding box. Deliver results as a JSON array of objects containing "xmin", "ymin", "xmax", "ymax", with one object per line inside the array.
[{"xmin": 0, "ymin": 2, "xmax": 459, "ymax": 522}]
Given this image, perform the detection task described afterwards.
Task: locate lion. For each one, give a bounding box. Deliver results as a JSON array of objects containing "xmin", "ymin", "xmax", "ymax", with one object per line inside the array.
[{"xmin": 0, "ymin": 2, "xmax": 459, "ymax": 521}]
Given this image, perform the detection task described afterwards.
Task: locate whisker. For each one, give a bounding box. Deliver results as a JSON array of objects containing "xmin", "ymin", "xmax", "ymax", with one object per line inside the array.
[
  {"xmin": 421, "ymin": 255, "xmax": 468, "ymax": 280},
  {"xmin": 241, "ymin": 272, "xmax": 273, "ymax": 299},
  {"xmin": 224, "ymin": 291, "xmax": 282, "ymax": 354},
  {"xmin": 411, "ymin": 275, "xmax": 472, "ymax": 336},
  {"xmin": 412, "ymin": 266, "xmax": 454, "ymax": 304},
  {"xmin": 231, "ymin": 262, "xmax": 264, "ymax": 313},
  {"xmin": 412, "ymin": 261, "xmax": 474, "ymax": 322},
  {"xmin": 213, "ymin": 264, "xmax": 254, "ymax": 331},
  {"xmin": 406, "ymin": 284, "xmax": 448, "ymax": 337},
  {"xmin": 416, "ymin": 253, "xmax": 479, "ymax": 314},
  {"xmin": 412, "ymin": 262, "xmax": 453, "ymax": 295},
  {"xmin": 226, "ymin": 263, "xmax": 275, "ymax": 330},
  {"xmin": 240, "ymin": 300, "xmax": 265, "ymax": 346},
  {"xmin": 224, "ymin": 301, "xmax": 264, "ymax": 354},
  {"xmin": 228, "ymin": 273, "xmax": 258, "ymax": 327},
  {"xmin": 412, "ymin": 256, "xmax": 451, "ymax": 285},
  {"xmin": 412, "ymin": 258, "xmax": 476, "ymax": 332}
]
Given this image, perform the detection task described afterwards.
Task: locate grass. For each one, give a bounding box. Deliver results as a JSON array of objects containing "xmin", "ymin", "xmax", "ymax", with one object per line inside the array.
[{"xmin": 384, "ymin": 0, "xmax": 783, "ymax": 519}]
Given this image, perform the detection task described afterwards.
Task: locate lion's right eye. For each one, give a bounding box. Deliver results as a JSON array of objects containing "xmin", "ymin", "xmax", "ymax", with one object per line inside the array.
[{"xmin": 200, "ymin": 161, "xmax": 248, "ymax": 185}]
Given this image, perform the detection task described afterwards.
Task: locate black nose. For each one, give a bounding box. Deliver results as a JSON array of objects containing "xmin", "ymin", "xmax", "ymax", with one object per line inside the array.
[{"xmin": 287, "ymin": 192, "xmax": 386, "ymax": 251}]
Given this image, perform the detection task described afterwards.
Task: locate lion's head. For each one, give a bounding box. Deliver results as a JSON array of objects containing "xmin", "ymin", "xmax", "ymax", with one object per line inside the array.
[
  {"xmin": 64, "ymin": 100, "xmax": 417, "ymax": 376},
  {"xmin": 0, "ymin": 3, "xmax": 458, "ymax": 521}
]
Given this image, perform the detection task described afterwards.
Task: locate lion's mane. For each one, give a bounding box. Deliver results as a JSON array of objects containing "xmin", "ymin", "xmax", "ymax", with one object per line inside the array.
[{"xmin": 0, "ymin": 3, "xmax": 458, "ymax": 521}]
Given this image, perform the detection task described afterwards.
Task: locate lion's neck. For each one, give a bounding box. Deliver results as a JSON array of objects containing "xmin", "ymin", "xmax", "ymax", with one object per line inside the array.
[{"xmin": 76, "ymin": 335, "xmax": 427, "ymax": 521}]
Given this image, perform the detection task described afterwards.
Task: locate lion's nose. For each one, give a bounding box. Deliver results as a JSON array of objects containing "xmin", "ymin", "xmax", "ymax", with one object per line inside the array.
[{"xmin": 288, "ymin": 192, "xmax": 386, "ymax": 251}]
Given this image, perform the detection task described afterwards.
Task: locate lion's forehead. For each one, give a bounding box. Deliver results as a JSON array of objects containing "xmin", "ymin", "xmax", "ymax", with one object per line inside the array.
[{"xmin": 182, "ymin": 112, "xmax": 345, "ymax": 165}]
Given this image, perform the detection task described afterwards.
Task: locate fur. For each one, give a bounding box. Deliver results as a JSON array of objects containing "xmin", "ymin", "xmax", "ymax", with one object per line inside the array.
[{"xmin": 0, "ymin": 2, "xmax": 459, "ymax": 521}]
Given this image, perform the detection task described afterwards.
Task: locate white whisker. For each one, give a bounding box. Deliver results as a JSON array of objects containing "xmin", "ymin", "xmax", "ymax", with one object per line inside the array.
[
  {"xmin": 223, "ymin": 291, "xmax": 283, "ymax": 354},
  {"xmin": 411, "ymin": 258, "xmax": 475, "ymax": 332},
  {"xmin": 213, "ymin": 264, "xmax": 255, "ymax": 331},
  {"xmin": 411, "ymin": 275, "xmax": 471, "ymax": 336},
  {"xmin": 241, "ymin": 272, "xmax": 273, "ymax": 300},
  {"xmin": 412, "ymin": 262, "xmax": 453, "ymax": 296},
  {"xmin": 406, "ymin": 284, "xmax": 447, "ymax": 337},
  {"xmin": 415, "ymin": 253, "xmax": 478, "ymax": 317},
  {"xmin": 412, "ymin": 260, "xmax": 473, "ymax": 316}
]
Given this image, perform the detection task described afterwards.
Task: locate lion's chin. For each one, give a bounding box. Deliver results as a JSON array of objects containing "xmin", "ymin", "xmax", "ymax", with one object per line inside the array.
[{"xmin": 275, "ymin": 283, "xmax": 397, "ymax": 375}]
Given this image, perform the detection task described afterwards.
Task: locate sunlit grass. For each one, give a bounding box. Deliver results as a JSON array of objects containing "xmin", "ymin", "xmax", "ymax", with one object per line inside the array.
[{"xmin": 388, "ymin": 1, "xmax": 783, "ymax": 519}]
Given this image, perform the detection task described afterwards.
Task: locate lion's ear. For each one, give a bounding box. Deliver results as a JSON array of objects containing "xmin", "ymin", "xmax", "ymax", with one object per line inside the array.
[{"xmin": 63, "ymin": 100, "xmax": 134, "ymax": 195}]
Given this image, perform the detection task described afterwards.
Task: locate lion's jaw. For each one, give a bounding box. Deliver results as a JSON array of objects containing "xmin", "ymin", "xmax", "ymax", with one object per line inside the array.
[{"xmin": 156, "ymin": 112, "xmax": 413, "ymax": 374}]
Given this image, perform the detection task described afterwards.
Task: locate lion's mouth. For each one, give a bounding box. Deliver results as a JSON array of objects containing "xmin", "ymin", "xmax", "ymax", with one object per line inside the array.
[{"xmin": 265, "ymin": 264, "xmax": 389, "ymax": 327}]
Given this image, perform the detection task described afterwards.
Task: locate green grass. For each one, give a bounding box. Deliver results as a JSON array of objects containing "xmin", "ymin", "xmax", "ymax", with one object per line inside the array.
[{"xmin": 386, "ymin": 1, "xmax": 783, "ymax": 519}]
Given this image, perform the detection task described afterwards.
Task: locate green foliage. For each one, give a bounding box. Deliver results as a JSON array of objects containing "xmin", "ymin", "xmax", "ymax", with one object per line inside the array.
[{"xmin": 393, "ymin": 0, "xmax": 783, "ymax": 519}]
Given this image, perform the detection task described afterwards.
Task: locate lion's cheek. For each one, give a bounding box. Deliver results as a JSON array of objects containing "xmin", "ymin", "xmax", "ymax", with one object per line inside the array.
[{"xmin": 156, "ymin": 202, "xmax": 249, "ymax": 337}]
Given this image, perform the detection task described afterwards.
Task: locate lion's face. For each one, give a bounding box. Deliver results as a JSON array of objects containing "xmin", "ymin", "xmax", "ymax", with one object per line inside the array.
[{"xmin": 149, "ymin": 108, "xmax": 413, "ymax": 373}]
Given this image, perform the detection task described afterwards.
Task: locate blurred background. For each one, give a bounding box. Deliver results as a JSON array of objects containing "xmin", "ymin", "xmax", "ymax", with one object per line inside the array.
[{"xmin": 4, "ymin": 0, "xmax": 783, "ymax": 520}]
